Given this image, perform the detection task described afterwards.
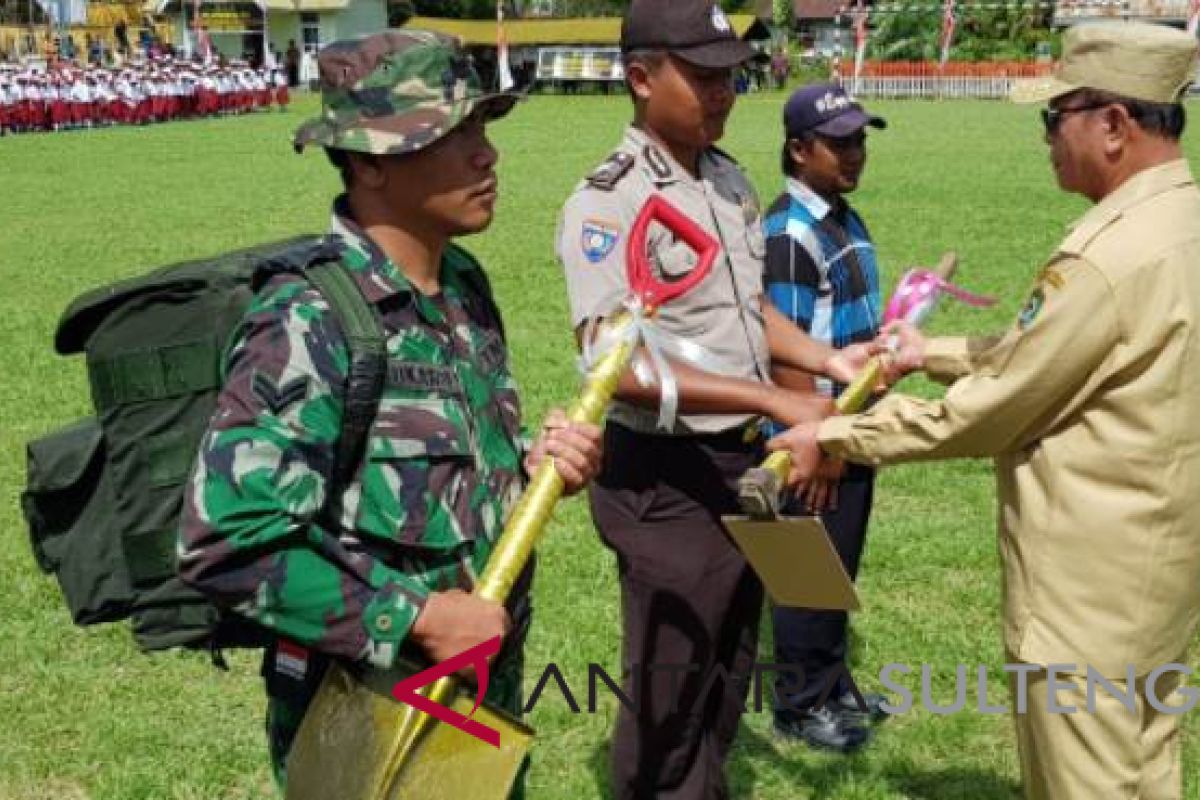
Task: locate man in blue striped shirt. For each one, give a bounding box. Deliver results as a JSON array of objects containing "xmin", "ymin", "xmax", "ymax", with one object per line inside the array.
[{"xmin": 763, "ymin": 83, "xmax": 887, "ymax": 753}]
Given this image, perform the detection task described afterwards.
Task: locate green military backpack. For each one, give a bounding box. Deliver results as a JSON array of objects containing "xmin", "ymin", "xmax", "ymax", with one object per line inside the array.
[{"xmin": 21, "ymin": 236, "xmax": 391, "ymax": 663}]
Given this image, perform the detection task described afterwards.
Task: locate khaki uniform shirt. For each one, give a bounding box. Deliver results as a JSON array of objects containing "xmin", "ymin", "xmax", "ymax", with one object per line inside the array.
[
  {"xmin": 557, "ymin": 125, "xmax": 771, "ymax": 435},
  {"xmin": 819, "ymin": 160, "xmax": 1200, "ymax": 676}
]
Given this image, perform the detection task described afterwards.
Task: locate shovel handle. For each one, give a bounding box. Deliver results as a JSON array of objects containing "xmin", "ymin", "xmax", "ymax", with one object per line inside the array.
[
  {"xmin": 740, "ymin": 252, "xmax": 955, "ymax": 516},
  {"xmin": 934, "ymin": 251, "xmax": 959, "ymax": 280},
  {"xmin": 742, "ymin": 356, "xmax": 882, "ymax": 518}
]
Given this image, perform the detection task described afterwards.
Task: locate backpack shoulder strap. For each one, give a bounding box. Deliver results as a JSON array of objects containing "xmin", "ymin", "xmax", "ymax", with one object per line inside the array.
[{"xmin": 297, "ymin": 248, "xmax": 387, "ymax": 514}]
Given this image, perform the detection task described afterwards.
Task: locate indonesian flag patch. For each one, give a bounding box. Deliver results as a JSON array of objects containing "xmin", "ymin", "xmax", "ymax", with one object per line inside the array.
[{"xmin": 275, "ymin": 639, "xmax": 309, "ymax": 681}]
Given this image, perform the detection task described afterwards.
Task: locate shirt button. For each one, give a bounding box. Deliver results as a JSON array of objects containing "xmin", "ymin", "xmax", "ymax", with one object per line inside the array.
[{"xmin": 375, "ymin": 614, "xmax": 392, "ymax": 632}]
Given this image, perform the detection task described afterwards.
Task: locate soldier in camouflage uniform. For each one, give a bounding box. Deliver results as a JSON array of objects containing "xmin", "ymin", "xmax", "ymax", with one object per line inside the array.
[{"xmin": 179, "ymin": 29, "xmax": 602, "ymax": 791}]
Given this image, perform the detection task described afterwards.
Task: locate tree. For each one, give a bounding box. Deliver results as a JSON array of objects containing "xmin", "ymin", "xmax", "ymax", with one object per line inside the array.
[
  {"xmin": 772, "ymin": 0, "xmax": 792, "ymax": 32},
  {"xmin": 868, "ymin": 2, "xmax": 1056, "ymax": 61},
  {"xmin": 408, "ymin": 0, "xmax": 746, "ymax": 20}
]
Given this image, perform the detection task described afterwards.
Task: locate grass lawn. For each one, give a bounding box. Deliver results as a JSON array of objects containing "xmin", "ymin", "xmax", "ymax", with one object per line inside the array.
[{"xmin": 1, "ymin": 91, "xmax": 1198, "ymax": 800}]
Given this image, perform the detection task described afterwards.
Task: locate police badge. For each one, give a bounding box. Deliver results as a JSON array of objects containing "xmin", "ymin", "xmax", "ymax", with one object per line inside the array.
[{"xmin": 581, "ymin": 219, "xmax": 620, "ymax": 264}]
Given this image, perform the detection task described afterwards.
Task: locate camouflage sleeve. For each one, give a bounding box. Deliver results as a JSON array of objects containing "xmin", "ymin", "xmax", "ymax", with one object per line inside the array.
[{"xmin": 178, "ymin": 277, "xmax": 427, "ymax": 669}]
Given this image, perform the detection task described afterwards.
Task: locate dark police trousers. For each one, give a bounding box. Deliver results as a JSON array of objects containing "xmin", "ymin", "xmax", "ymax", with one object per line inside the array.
[
  {"xmin": 591, "ymin": 422, "xmax": 763, "ymax": 800},
  {"xmin": 772, "ymin": 464, "xmax": 875, "ymax": 713}
]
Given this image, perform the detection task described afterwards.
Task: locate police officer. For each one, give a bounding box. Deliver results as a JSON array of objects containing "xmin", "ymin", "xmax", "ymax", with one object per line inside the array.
[
  {"xmin": 770, "ymin": 22, "xmax": 1200, "ymax": 800},
  {"xmin": 557, "ymin": 2, "xmax": 875, "ymax": 797},
  {"xmin": 179, "ymin": 30, "xmax": 602, "ymax": 792}
]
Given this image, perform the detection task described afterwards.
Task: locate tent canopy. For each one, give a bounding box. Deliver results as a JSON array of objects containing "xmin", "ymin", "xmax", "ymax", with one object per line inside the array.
[{"xmin": 406, "ymin": 14, "xmax": 767, "ymax": 47}]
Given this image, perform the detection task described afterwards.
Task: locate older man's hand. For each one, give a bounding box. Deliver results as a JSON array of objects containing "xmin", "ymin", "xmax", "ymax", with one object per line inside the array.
[
  {"xmin": 766, "ymin": 420, "xmax": 826, "ymax": 489},
  {"xmin": 879, "ymin": 320, "xmax": 927, "ymax": 379}
]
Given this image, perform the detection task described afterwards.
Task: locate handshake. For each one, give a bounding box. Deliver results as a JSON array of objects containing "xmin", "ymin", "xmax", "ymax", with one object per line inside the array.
[{"xmin": 765, "ymin": 319, "xmax": 929, "ymax": 511}]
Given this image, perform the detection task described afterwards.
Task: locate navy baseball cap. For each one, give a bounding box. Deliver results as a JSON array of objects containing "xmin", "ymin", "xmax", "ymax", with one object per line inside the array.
[{"xmin": 784, "ymin": 83, "xmax": 886, "ymax": 138}]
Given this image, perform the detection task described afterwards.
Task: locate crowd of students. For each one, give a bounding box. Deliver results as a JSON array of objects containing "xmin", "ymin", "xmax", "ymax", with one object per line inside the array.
[{"xmin": 0, "ymin": 59, "xmax": 290, "ymax": 135}]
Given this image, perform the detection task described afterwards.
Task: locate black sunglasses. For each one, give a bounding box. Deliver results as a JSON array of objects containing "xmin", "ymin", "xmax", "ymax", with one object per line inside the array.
[{"xmin": 1040, "ymin": 102, "xmax": 1112, "ymax": 135}]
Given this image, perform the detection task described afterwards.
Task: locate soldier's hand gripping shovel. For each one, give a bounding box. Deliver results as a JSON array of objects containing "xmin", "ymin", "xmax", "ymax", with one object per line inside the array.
[
  {"xmin": 285, "ymin": 195, "xmax": 720, "ymax": 800},
  {"xmin": 724, "ymin": 253, "xmax": 981, "ymax": 611}
]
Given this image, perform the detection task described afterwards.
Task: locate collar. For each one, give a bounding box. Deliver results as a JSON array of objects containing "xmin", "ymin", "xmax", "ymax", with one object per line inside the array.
[
  {"xmin": 622, "ymin": 125, "xmax": 731, "ymax": 187},
  {"xmin": 1061, "ymin": 160, "xmax": 1196, "ymax": 255},
  {"xmin": 623, "ymin": 125, "xmax": 682, "ymax": 186},
  {"xmin": 328, "ymin": 195, "xmax": 471, "ymax": 313},
  {"xmin": 785, "ymin": 176, "xmax": 833, "ymax": 221},
  {"xmin": 328, "ymin": 195, "xmax": 417, "ymax": 305}
]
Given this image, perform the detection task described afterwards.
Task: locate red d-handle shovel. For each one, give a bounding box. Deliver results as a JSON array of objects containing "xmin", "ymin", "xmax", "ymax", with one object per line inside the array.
[{"xmin": 626, "ymin": 194, "xmax": 719, "ymax": 311}]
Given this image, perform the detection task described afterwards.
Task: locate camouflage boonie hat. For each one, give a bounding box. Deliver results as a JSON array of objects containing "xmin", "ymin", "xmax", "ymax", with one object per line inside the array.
[{"xmin": 293, "ymin": 29, "xmax": 519, "ymax": 156}]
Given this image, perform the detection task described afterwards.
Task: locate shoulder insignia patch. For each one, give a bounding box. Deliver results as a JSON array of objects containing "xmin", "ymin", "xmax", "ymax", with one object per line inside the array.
[
  {"xmin": 739, "ymin": 192, "xmax": 760, "ymax": 225},
  {"xmin": 586, "ymin": 152, "xmax": 635, "ymax": 191},
  {"xmin": 1018, "ymin": 287, "xmax": 1045, "ymax": 330},
  {"xmin": 1038, "ymin": 266, "xmax": 1065, "ymax": 290},
  {"xmin": 643, "ymin": 145, "xmax": 673, "ymax": 181},
  {"xmin": 581, "ymin": 219, "xmax": 621, "ymax": 263},
  {"xmin": 709, "ymin": 145, "xmax": 740, "ymax": 166}
]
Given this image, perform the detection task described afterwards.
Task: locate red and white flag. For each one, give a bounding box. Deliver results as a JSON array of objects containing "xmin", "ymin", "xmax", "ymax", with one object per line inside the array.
[
  {"xmin": 852, "ymin": 2, "xmax": 869, "ymax": 93},
  {"xmin": 1187, "ymin": 0, "xmax": 1200, "ymax": 37},
  {"xmin": 497, "ymin": 1, "xmax": 515, "ymax": 92},
  {"xmin": 939, "ymin": 0, "xmax": 957, "ymax": 69}
]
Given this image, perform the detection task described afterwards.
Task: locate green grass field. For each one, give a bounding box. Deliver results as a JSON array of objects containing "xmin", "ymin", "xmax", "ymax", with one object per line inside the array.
[{"xmin": 2, "ymin": 91, "xmax": 1199, "ymax": 800}]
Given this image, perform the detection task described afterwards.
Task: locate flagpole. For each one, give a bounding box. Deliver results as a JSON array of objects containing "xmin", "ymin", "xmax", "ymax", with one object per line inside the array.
[
  {"xmin": 181, "ymin": 0, "xmax": 191, "ymax": 59},
  {"xmin": 496, "ymin": 0, "xmax": 514, "ymax": 91},
  {"xmin": 832, "ymin": 5, "xmax": 843, "ymax": 85},
  {"xmin": 261, "ymin": 1, "xmax": 271, "ymax": 68},
  {"xmin": 851, "ymin": 0, "xmax": 867, "ymax": 98},
  {"xmin": 938, "ymin": 0, "xmax": 955, "ymax": 99}
]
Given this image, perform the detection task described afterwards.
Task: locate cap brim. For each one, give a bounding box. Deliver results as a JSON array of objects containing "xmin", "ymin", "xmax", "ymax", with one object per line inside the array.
[
  {"xmin": 811, "ymin": 108, "xmax": 887, "ymax": 137},
  {"xmin": 292, "ymin": 116, "xmax": 334, "ymax": 153},
  {"xmin": 672, "ymin": 39, "xmax": 756, "ymax": 69},
  {"xmin": 1010, "ymin": 75, "xmax": 1078, "ymax": 104},
  {"xmin": 467, "ymin": 89, "xmax": 522, "ymax": 123}
]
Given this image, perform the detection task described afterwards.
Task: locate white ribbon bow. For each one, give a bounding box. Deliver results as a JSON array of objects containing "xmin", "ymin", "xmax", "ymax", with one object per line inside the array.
[{"xmin": 581, "ymin": 297, "xmax": 738, "ymax": 431}]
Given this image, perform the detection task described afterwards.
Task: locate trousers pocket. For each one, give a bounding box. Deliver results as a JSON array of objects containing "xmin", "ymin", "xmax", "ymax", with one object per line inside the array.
[{"xmin": 22, "ymin": 417, "xmax": 134, "ymax": 624}]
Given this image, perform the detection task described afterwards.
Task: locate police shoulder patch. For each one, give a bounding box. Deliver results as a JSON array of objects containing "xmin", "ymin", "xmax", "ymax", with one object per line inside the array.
[
  {"xmin": 586, "ymin": 152, "xmax": 635, "ymax": 191},
  {"xmin": 581, "ymin": 219, "xmax": 621, "ymax": 263}
]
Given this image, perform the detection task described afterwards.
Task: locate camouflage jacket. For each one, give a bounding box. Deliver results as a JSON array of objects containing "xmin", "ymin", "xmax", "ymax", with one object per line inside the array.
[{"xmin": 179, "ymin": 197, "xmax": 525, "ymax": 669}]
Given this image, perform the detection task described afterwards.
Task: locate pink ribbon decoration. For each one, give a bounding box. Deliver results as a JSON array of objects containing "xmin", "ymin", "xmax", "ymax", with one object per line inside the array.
[{"xmin": 883, "ymin": 268, "xmax": 996, "ymax": 327}]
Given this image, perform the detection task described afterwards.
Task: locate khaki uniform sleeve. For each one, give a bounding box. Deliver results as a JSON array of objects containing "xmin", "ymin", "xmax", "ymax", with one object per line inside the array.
[
  {"xmin": 819, "ymin": 257, "xmax": 1119, "ymax": 465},
  {"xmin": 557, "ymin": 188, "xmax": 632, "ymax": 327},
  {"xmin": 922, "ymin": 335, "xmax": 1004, "ymax": 385}
]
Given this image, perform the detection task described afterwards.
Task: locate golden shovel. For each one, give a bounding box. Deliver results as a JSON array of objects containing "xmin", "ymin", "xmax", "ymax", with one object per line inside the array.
[
  {"xmin": 285, "ymin": 197, "xmax": 721, "ymax": 800},
  {"xmin": 724, "ymin": 253, "xmax": 960, "ymax": 611}
]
